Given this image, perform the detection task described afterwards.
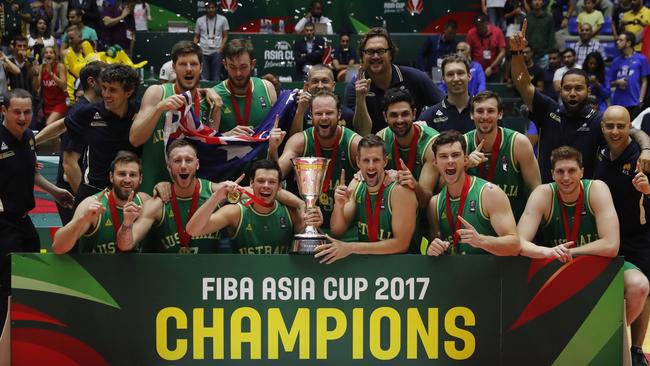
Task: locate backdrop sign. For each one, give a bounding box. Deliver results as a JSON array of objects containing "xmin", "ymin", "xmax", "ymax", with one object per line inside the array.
[{"xmin": 11, "ymin": 255, "xmax": 623, "ymax": 365}]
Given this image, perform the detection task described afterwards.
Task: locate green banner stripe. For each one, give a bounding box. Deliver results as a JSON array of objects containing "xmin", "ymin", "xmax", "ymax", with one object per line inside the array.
[
  {"xmin": 551, "ymin": 268, "xmax": 624, "ymax": 365},
  {"xmin": 12, "ymin": 254, "xmax": 120, "ymax": 309},
  {"xmin": 12, "ymin": 276, "xmax": 121, "ymax": 309},
  {"xmin": 349, "ymin": 16, "xmax": 371, "ymax": 34}
]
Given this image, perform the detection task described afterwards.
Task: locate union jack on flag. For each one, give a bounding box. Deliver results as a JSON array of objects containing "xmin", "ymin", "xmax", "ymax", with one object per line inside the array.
[{"xmin": 163, "ymin": 89, "xmax": 296, "ymax": 181}]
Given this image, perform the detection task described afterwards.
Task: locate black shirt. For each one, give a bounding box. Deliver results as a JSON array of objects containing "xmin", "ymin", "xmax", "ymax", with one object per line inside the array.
[
  {"xmin": 419, "ymin": 97, "xmax": 475, "ymax": 134},
  {"xmin": 56, "ymin": 96, "xmax": 90, "ymax": 188},
  {"xmin": 0, "ymin": 125, "xmax": 36, "ymax": 216},
  {"xmin": 594, "ymin": 141, "xmax": 650, "ymax": 238},
  {"xmin": 344, "ymin": 64, "xmax": 445, "ymax": 133},
  {"xmin": 64, "ymin": 100, "xmax": 140, "ymax": 189},
  {"xmin": 531, "ymin": 91, "xmax": 604, "ymax": 182},
  {"xmin": 528, "ymin": 64, "xmax": 546, "ymax": 89}
]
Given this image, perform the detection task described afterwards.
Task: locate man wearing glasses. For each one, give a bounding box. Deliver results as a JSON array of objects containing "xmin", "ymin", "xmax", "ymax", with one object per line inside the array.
[{"xmin": 344, "ymin": 27, "xmax": 444, "ymax": 135}]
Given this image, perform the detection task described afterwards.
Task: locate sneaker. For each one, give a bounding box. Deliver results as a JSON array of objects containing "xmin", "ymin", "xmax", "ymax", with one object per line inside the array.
[{"xmin": 632, "ymin": 346, "xmax": 649, "ymax": 366}]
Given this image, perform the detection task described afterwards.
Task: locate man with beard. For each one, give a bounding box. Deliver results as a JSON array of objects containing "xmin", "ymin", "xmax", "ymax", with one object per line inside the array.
[
  {"xmin": 131, "ymin": 40, "xmax": 214, "ymax": 195},
  {"xmin": 316, "ymin": 135, "xmax": 417, "ymax": 264},
  {"xmin": 291, "ymin": 64, "xmax": 353, "ymax": 134},
  {"xmin": 378, "ymin": 88, "xmax": 440, "ymax": 253},
  {"xmin": 510, "ymin": 19, "xmax": 650, "ymax": 182},
  {"xmin": 426, "ymin": 131, "xmax": 520, "ymax": 256},
  {"xmin": 419, "ymin": 54, "xmax": 476, "ymax": 133},
  {"xmin": 52, "ymin": 151, "xmax": 149, "ymax": 254},
  {"xmin": 594, "ymin": 106, "xmax": 650, "ymax": 366},
  {"xmin": 64, "ymin": 63, "xmax": 141, "ymax": 202},
  {"xmin": 346, "ymin": 27, "xmax": 444, "ymax": 135},
  {"xmin": 186, "ymin": 159, "xmax": 321, "ymax": 254},
  {"xmin": 117, "ymin": 140, "xmax": 236, "ymax": 253},
  {"xmin": 210, "ymin": 38, "xmax": 277, "ymax": 136},
  {"xmin": 552, "ymin": 48, "xmax": 580, "ymax": 93},
  {"xmin": 269, "ymin": 91, "xmax": 360, "ymax": 234},
  {"xmin": 465, "ymin": 91, "xmax": 540, "ymax": 220}
]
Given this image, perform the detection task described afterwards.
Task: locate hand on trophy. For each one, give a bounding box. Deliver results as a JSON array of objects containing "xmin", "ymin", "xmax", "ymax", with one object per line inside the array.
[
  {"xmin": 314, "ymin": 234, "xmax": 353, "ymax": 264},
  {"xmin": 334, "ymin": 169, "xmax": 351, "ymax": 206},
  {"xmin": 303, "ymin": 206, "xmax": 324, "ymax": 229}
]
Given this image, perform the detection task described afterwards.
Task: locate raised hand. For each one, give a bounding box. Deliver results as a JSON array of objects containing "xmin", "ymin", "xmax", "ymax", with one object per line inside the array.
[
  {"xmin": 467, "ymin": 139, "xmax": 487, "ymax": 168},
  {"xmin": 508, "ymin": 18, "xmax": 528, "ymax": 52},
  {"xmin": 397, "ymin": 158, "xmax": 416, "ymax": 190},
  {"xmin": 84, "ymin": 190, "xmax": 107, "ymax": 223},
  {"xmin": 153, "ymin": 181, "xmax": 172, "ymax": 202},
  {"xmin": 158, "ymin": 94, "xmax": 187, "ymax": 112},
  {"xmin": 633, "ymin": 163, "xmax": 650, "ymax": 195},
  {"xmin": 296, "ymin": 85, "xmax": 312, "ymax": 110},
  {"xmin": 314, "ymin": 234, "xmax": 352, "ymax": 264},
  {"xmin": 334, "ymin": 169, "xmax": 351, "ymax": 205},
  {"xmin": 268, "ymin": 114, "xmax": 287, "ymax": 151},
  {"xmin": 354, "ymin": 68, "xmax": 371, "ymax": 99},
  {"xmin": 122, "ymin": 191, "xmax": 141, "ymax": 226}
]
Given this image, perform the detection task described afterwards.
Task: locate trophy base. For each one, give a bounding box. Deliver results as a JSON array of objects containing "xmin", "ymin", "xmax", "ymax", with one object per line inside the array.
[{"xmin": 290, "ymin": 235, "xmax": 327, "ymax": 255}]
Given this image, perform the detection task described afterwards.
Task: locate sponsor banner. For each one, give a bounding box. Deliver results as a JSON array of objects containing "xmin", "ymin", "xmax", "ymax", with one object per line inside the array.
[{"xmin": 11, "ymin": 255, "xmax": 623, "ymax": 365}]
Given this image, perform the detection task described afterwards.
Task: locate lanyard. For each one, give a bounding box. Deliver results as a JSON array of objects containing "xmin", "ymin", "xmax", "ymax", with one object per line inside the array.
[
  {"xmin": 365, "ymin": 183, "xmax": 387, "ymax": 242},
  {"xmin": 170, "ymin": 181, "xmax": 201, "ymax": 247},
  {"xmin": 557, "ymin": 183, "xmax": 584, "ymax": 244},
  {"xmin": 226, "ymin": 79, "xmax": 253, "ymax": 126},
  {"xmin": 206, "ymin": 16, "xmax": 217, "ymax": 38},
  {"xmin": 477, "ymin": 128, "xmax": 502, "ymax": 181},
  {"xmin": 446, "ymin": 174, "xmax": 471, "ymax": 250},
  {"xmin": 394, "ymin": 124, "xmax": 420, "ymax": 171},
  {"xmin": 314, "ymin": 126, "xmax": 341, "ymax": 193}
]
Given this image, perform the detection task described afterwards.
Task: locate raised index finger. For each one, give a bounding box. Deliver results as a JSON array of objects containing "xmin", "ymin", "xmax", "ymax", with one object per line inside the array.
[
  {"xmin": 458, "ymin": 216, "xmax": 474, "ymax": 229},
  {"xmin": 475, "ymin": 139, "xmax": 485, "ymax": 152},
  {"xmin": 357, "ymin": 67, "xmax": 365, "ymax": 80},
  {"xmin": 97, "ymin": 189, "xmax": 107, "ymax": 201},
  {"xmin": 273, "ymin": 114, "xmax": 280, "ymax": 129},
  {"xmin": 127, "ymin": 190, "xmax": 134, "ymax": 202},
  {"xmin": 234, "ymin": 173, "xmax": 245, "ymax": 185},
  {"xmin": 521, "ymin": 18, "xmax": 527, "ymax": 35},
  {"xmin": 340, "ymin": 169, "xmax": 346, "ymax": 185}
]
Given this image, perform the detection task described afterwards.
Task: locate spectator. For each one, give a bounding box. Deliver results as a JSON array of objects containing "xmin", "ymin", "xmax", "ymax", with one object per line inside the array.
[
  {"xmin": 51, "ymin": 0, "xmax": 68, "ymax": 36},
  {"xmin": 0, "ymin": 0, "xmax": 31, "ymax": 54},
  {"xmin": 293, "ymin": 22, "xmax": 325, "ymax": 78},
  {"xmin": 553, "ymin": 48, "xmax": 580, "ymax": 93},
  {"xmin": 576, "ymin": 0, "xmax": 613, "ymax": 18},
  {"xmin": 419, "ymin": 54, "xmax": 475, "ymax": 133},
  {"xmin": 261, "ymin": 73, "xmax": 281, "ymax": 96},
  {"xmin": 608, "ymin": 31, "xmax": 649, "ymax": 119},
  {"xmin": 6, "ymin": 36, "xmax": 36, "ymax": 97},
  {"xmin": 0, "ymin": 51, "xmax": 14, "ymax": 97},
  {"xmin": 295, "ymin": 0, "xmax": 334, "ymax": 35},
  {"xmin": 582, "ymin": 51, "xmax": 610, "ymax": 112},
  {"xmin": 466, "ymin": 14, "xmax": 506, "ymax": 82},
  {"xmin": 417, "ymin": 20, "xmax": 458, "ymax": 75},
  {"xmin": 345, "ymin": 27, "xmax": 444, "ymax": 135},
  {"xmin": 621, "ymin": 0, "xmax": 650, "ymax": 52},
  {"xmin": 133, "ymin": 0, "xmax": 151, "ymax": 31},
  {"xmin": 543, "ymin": 48, "xmax": 561, "ymax": 99},
  {"xmin": 483, "ymin": 0, "xmax": 507, "ymax": 30},
  {"xmin": 27, "ymin": 15, "xmax": 55, "ymax": 62},
  {"xmin": 524, "ymin": 0, "xmax": 555, "ymax": 67},
  {"xmin": 568, "ymin": 22, "xmax": 606, "ymax": 66},
  {"xmin": 577, "ymin": 0, "xmax": 605, "ymax": 34},
  {"xmin": 550, "ymin": 0, "xmax": 576, "ymax": 51},
  {"xmin": 62, "ymin": 26, "xmax": 85, "ymax": 102},
  {"xmin": 36, "ymin": 45, "xmax": 68, "ymax": 127},
  {"xmin": 193, "ymin": 0, "xmax": 229, "ymax": 82},
  {"xmin": 61, "ymin": 8, "xmax": 98, "ymax": 50},
  {"xmin": 332, "ymin": 32, "xmax": 359, "ymax": 82},
  {"xmin": 101, "ymin": 0, "xmax": 136, "ymax": 56},
  {"xmin": 504, "ymin": 0, "xmax": 526, "ymax": 38},
  {"xmin": 612, "ymin": 0, "xmax": 632, "ymax": 38},
  {"xmin": 68, "ymin": 0, "xmax": 102, "ymax": 34},
  {"xmin": 523, "ymin": 44, "xmax": 546, "ymax": 91}
]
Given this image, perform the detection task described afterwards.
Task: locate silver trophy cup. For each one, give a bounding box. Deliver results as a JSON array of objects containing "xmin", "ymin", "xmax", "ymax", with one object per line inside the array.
[{"xmin": 290, "ymin": 157, "xmax": 331, "ymax": 254}]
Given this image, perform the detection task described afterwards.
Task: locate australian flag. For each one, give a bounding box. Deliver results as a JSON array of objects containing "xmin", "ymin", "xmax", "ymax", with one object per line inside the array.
[{"xmin": 164, "ymin": 89, "xmax": 296, "ymax": 181}]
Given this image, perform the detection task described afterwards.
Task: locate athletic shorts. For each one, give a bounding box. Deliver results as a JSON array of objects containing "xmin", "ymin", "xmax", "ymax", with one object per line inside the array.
[{"xmin": 620, "ymin": 231, "xmax": 650, "ymax": 277}]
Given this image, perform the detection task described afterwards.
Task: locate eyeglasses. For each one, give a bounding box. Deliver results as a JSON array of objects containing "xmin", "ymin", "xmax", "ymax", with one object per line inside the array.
[{"xmin": 363, "ymin": 48, "xmax": 391, "ymax": 56}]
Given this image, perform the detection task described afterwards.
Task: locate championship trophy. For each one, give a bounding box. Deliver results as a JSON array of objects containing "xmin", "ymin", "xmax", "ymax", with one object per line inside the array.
[{"xmin": 291, "ymin": 157, "xmax": 331, "ymax": 254}]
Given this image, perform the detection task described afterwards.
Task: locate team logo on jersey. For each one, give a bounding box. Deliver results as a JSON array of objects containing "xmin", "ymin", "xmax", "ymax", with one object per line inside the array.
[
  {"xmin": 91, "ymin": 121, "xmax": 108, "ymax": 127},
  {"xmin": 280, "ymin": 216, "xmax": 287, "ymax": 229},
  {"xmin": 92, "ymin": 112, "xmax": 103, "ymax": 120},
  {"xmin": 435, "ymin": 109, "xmax": 443, "ymax": 116},
  {"xmin": 263, "ymin": 225, "xmax": 269, "ymax": 231},
  {"xmin": 246, "ymin": 223, "xmax": 253, "ymax": 231},
  {"xmin": 223, "ymin": 106, "xmax": 232, "ymax": 114},
  {"xmin": 577, "ymin": 123, "xmax": 590, "ymax": 132},
  {"xmin": 622, "ymin": 163, "xmax": 631, "ymax": 175},
  {"xmin": 469, "ymin": 200, "xmax": 477, "ymax": 213},
  {"xmin": 105, "ymin": 218, "xmax": 113, "ymax": 227},
  {"xmin": 380, "ymin": 197, "xmax": 386, "ymax": 210},
  {"xmin": 433, "ymin": 116, "xmax": 448, "ymax": 123},
  {"xmin": 501, "ymin": 156, "xmax": 508, "ymax": 172},
  {"xmin": 549, "ymin": 112, "xmax": 561, "ymax": 123},
  {"xmin": 0, "ymin": 150, "xmax": 15, "ymax": 159},
  {"xmin": 259, "ymin": 96, "xmax": 267, "ymax": 108},
  {"xmin": 0, "ymin": 142, "xmax": 7, "ymax": 151}
]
